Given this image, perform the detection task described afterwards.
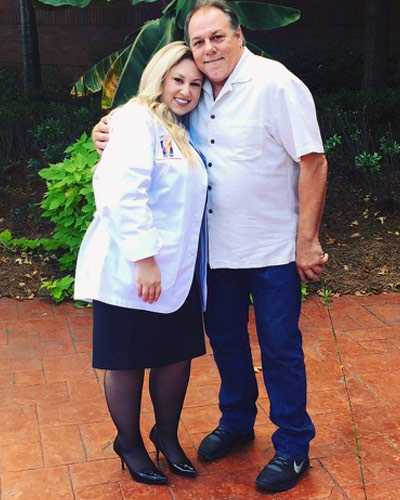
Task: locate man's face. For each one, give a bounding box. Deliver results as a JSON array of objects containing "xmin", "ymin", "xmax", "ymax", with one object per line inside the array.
[{"xmin": 188, "ymin": 7, "xmax": 243, "ymax": 94}]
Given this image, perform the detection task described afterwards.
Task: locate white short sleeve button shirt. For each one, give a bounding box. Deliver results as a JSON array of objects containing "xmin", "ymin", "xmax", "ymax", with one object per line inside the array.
[{"xmin": 189, "ymin": 48, "xmax": 324, "ymax": 269}]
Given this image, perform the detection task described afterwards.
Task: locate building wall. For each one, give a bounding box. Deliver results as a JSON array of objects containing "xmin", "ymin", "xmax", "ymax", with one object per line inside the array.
[
  {"xmin": 1, "ymin": 0, "xmax": 399, "ymax": 83},
  {"xmin": 0, "ymin": 0, "xmax": 162, "ymax": 80}
]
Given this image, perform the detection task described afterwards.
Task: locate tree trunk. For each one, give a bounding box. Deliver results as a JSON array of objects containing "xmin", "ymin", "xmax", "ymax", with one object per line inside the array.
[
  {"xmin": 19, "ymin": 0, "xmax": 42, "ymax": 94},
  {"xmin": 362, "ymin": 0, "xmax": 391, "ymax": 89}
]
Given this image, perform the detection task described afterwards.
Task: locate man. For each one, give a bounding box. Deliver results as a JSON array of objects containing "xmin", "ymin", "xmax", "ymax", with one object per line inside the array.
[{"xmin": 93, "ymin": 0, "xmax": 328, "ymax": 492}]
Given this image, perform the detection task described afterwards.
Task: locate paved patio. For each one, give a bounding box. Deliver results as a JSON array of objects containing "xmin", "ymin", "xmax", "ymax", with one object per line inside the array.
[{"xmin": 0, "ymin": 293, "xmax": 399, "ymax": 499}]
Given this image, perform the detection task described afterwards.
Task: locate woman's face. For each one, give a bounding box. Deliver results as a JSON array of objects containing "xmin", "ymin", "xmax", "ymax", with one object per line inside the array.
[{"xmin": 161, "ymin": 58, "xmax": 203, "ymax": 116}]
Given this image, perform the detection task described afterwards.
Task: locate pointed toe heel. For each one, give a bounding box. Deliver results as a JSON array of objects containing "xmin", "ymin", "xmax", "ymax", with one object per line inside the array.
[
  {"xmin": 113, "ymin": 437, "xmax": 168, "ymax": 485},
  {"xmin": 150, "ymin": 426, "xmax": 197, "ymax": 478}
]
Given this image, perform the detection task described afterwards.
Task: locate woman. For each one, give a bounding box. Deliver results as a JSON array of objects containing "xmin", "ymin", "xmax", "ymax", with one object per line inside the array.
[{"xmin": 74, "ymin": 41, "xmax": 207, "ymax": 485}]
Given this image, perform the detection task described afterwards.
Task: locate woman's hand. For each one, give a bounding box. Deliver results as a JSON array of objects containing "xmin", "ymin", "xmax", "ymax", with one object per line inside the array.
[{"xmin": 134, "ymin": 257, "xmax": 162, "ymax": 303}]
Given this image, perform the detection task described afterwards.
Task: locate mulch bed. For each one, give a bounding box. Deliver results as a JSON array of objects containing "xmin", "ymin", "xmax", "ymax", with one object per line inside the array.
[{"xmin": 1, "ymin": 166, "xmax": 399, "ymax": 301}]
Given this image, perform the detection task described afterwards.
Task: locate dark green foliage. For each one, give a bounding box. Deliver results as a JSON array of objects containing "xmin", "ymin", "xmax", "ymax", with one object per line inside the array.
[
  {"xmin": 269, "ymin": 44, "xmax": 363, "ymax": 94},
  {"xmin": 0, "ymin": 65, "xmax": 102, "ymax": 189},
  {"xmin": 256, "ymin": 37, "xmax": 400, "ymax": 95},
  {"xmin": 317, "ymin": 89, "xmax": 400, "ymax": 136},
  {"xmin": 64, "ymin": 0, "xmax": 300, "ymax": 109},
  {"xmin": 1, "ymin": 133, "xmax": 98, "ymax": 302},
  {"xmin": 318, "ymin": 89, "xmax": 400, "ymax": 214}
]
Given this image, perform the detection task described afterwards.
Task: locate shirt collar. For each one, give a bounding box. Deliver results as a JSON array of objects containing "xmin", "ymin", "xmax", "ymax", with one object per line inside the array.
[{"xmin": 202, "ymin": 47, "xmax": 253, "ymax": 99}]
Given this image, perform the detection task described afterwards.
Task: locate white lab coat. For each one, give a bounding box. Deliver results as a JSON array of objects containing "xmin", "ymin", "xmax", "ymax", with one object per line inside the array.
[{"xmin": 74, "ymin": 102, "xmax": 208, "ymax": 313}]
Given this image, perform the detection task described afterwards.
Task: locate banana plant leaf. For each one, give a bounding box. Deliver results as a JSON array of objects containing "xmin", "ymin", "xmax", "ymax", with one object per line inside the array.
[
  {"xmin": 231, "ymin": 2, "xmax": 300, "ymax": 31},
  {"xmin": 37, "ymin": 0, "xmax": 91, "ymax": 5},
  {"xmin": 71, "ymin": 46, "xmax": 129, "ymax": 97},
  {"xmin": 129, "ymin": 0, "xmax": 158, "ymax": 4},
  {"xmin": 175, "ymin": 0, "xmax": 195, "ymax": 29},
  {"xmin": 68, "ymin": 0, "xmax": 301, "ymax": 108},
  {"xmin": 176, "ymin": 1, "xmax": 299, "ymax": 31},
  {"xmin": 100, "ymin": 47, "xmax": 131, "ymax": 108},
  {"xmin": 109, "ymin": 14, "xmax": 176, "ymax": 108},
  {"xmin": 162, "ymin": 0, "xmax": 178, "ymax": 15},
  {"xmin": 37, "ymin": 0, "xmax": 156, "ymax": 6}
]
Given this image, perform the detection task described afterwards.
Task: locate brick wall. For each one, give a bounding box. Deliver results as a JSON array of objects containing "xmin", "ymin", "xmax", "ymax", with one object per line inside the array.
[
  {"xmin": 0, "ymin": 0, "xmax": 162, "ymax": 80},
  {"xmin": 1, "ymin": 0, "xmax": 399, "ymax": 82}
]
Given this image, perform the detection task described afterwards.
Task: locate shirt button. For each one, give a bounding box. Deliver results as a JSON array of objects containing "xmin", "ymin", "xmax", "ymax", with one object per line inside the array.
[
  {"xmin": 208, "ymin": 185, "xmax": 212, "ymax": 190},
  {"xmin": 208, "ymin": 162, "xmax": 212, "ymax": 167},
  {"xmin": 208, "ymin": 209, "xmax": 213, "ymax": 214},
  {"xmin": 210, "ymin": 114, "xmax": 215, "ymax": 119},
  {"xmin": 210, "ymin": 139, "xmax": 215, "ymax": 144}
]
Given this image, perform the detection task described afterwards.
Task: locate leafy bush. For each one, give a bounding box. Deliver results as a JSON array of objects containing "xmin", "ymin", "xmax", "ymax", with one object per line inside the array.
[
  {"xmin": 39, "ymin": 133, "xmax": 98, "ymax": 270},
  {"xmin": 31, "ymin": 118, "xmax": 66, "ymax": 163},
  {"xmin": 0, "ymin": 65, "xmax": 102, "ymax": 189},
  {"xmin": 355, "ymin": 152, "xmax": 382, "ymax": 174},
  {"xmin": 323, "ymin": 128, "xmax": 400, "ymax": 213},
  {"xmin": 317, "ymin": 89, "xmax": 400, "ymax": 136},
  {"xmin": 41, "ymin": 276, "xmax": 75, "ymax": 303},
  {"xmin": 323, "ymin": 134, "xmax": 342, "ymax": 158},
  {"xmin": 1, "ymin": 133, "xmax": 98, "ymax": 302},
  {"xmin": 316, "ymin": 88, "xmax": 400, "ymax": 213}
]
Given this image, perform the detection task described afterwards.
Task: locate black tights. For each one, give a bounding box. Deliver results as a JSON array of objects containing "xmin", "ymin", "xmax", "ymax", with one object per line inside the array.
[{"xmin": 104, "ymin": 359, "xmax": 191, "ymax": 472}]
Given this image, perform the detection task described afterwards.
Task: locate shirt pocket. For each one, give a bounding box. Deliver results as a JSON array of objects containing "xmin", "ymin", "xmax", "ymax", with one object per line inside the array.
[
  {"xmin": 226, "ymin": 119, "xmax": 263, "ymax": 161},
  {"xmin": 155, "ymin": 229, "xmax": 184, "ymax": 291}
]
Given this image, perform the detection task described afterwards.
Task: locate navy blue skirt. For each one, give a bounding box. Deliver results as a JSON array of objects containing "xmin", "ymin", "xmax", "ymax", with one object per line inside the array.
[{"xmin": 92, "ymin": 282, "xmax": 205, "ymax": 369}]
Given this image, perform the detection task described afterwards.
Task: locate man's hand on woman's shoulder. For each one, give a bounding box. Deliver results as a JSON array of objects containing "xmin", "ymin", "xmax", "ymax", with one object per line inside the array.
[{"xmin": 92, "ymin": 115, "xmax": 110, "ymax": 155}]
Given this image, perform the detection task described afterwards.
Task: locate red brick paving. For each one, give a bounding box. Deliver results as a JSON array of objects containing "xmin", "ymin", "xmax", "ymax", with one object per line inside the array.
[{"xmin": 0, "ymin": 294, "xmax": 399, "ymax": 499}]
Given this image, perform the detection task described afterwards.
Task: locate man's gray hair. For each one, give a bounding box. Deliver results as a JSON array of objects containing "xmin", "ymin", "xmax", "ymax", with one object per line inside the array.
[{"xmin": 184, "ymin": 0, "xmax": 241, "ymax": 46}]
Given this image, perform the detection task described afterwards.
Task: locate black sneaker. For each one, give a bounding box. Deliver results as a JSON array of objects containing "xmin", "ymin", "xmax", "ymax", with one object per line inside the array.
[
  {"xmin": 198, "ymin": 426, "xmax": 255, "ymax": 461},
  {"xmin": 256, "ymin": 454, "xmax": 310, "ymax": 492}
]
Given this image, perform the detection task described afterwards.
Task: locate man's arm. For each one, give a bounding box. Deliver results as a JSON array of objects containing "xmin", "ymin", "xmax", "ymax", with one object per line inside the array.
[
  {"xmin": 296, "ymin": 152, "xmax": 328, "ymax": 283},
  {"xmin": 92, "ymin": 115, "xmax": 110, "ymax": 154}
]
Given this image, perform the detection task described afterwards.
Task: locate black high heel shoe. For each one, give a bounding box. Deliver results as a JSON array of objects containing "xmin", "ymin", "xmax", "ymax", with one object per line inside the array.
[
  {"xmin": 149, "ymin": 426, "xmax": 198, "ymax": 478},
  {"xmin": 113, "ymin": 437, "xmax": 168, "ymax": 485}
]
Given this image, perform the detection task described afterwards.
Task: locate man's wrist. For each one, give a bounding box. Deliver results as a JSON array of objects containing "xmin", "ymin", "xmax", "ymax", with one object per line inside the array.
[{"xmin": 297, "ymin": 233, "xmax": 320, "ymax": 245}]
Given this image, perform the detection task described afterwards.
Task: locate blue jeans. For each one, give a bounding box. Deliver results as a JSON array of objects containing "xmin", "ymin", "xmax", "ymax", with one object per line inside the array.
[{"xmin": 204, "ymin": 262, "xmax": 315, "ymax": 460}]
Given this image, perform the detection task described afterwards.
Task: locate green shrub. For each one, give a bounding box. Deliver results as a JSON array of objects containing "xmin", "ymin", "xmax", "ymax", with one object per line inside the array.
[
  {"xmin": 41, "ymin": 276, "xmax": 75, "ymax": 303},
  {"xmin": 39, "ymin": 133, "xmax": 98, "ymax": 270},
  {"xmin": 0, "ymin": 66, "xmax": 102, "ymax": 189},
  {"xmin": 355, "ymin": 152, "xmax": 382, "ymax": 174},
  {"xmin": 0, "ymin": 133, "xmax": 98, "ymax": 302},
  {"xmin": 323, "ymin": 127, "xmax": 400, "ymax": 213},
  {"xmin": 317, "ymin": 89, "xmax": 400, "ymax": 136},
  {"xmin": 323, "ymin": 134, "xmax": 342, "ymax": 159}
]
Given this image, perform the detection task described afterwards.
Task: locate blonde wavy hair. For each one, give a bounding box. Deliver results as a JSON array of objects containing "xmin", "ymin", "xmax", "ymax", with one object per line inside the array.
[{"xmin": 128, "ymin": 41, "xmax": 201, "ymax": 163}]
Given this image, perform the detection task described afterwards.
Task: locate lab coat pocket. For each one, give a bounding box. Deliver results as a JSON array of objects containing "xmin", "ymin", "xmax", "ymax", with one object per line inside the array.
[{"xmin": 156, "ymin": 229, "xmax": 184, "ymax": 291}]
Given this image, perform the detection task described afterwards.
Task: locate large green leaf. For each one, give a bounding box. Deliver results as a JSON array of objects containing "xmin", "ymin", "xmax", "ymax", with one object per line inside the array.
[
  {"xmin": 109, "ymin": 14, "xmax": 176, "ymax": 108},
  {"xmin": 162, "ymin": 0, "xmax": 177, "ymax": 15},
  {"xmin": 71, "ymin": 47, "xmax": 129, "ymax": 97},
  {"xmin": 101, "ymin": 46, "xmax": 132, "ymax": 108},
  {"xmin": 37, "ymin": 0, "xmax": 92, "ymax": 6},
  {"xmin": 66, "ymin": 0, "xmax": 301, "ymax": 105},
  {"xmin": 128, "ymin": 0, "xmax": 158, "ymax": 4},
  {"xmin": 231, "ymin": 2, "xmax": 300, "ymax": 31},
  {"xmin": 37, "ymin": 0, "xmax": 143, "ymax": 6},
  {"xmin": 175, "ymin": 0, "xmax": 195, "ymax": 28}
]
